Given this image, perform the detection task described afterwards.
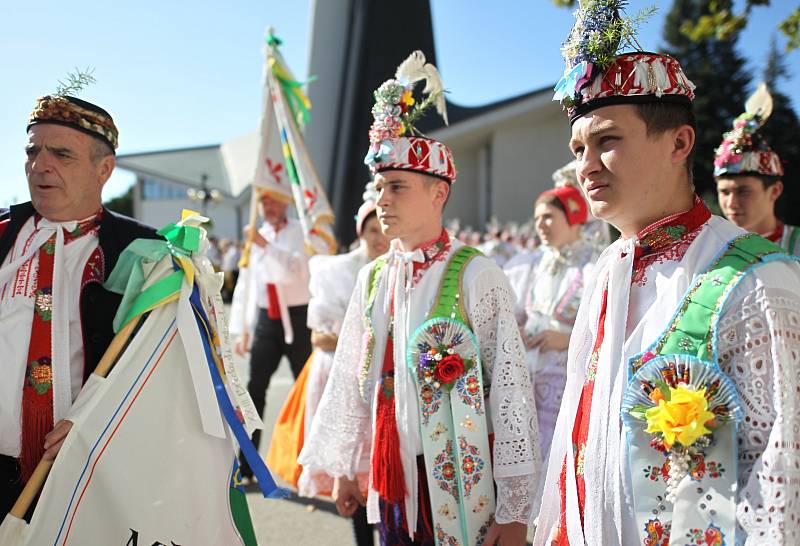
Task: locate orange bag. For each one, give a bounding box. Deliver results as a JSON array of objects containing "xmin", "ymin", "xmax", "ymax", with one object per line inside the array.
[{"xmin": 266, "ymin": 353, "xmax": 312, "ymax": 488}]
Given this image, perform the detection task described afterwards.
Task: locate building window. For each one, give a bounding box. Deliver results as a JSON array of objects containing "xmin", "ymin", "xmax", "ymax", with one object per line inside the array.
[{"xmin": 142, "ymin": 178, "xmax": 186, "ymax": 200}]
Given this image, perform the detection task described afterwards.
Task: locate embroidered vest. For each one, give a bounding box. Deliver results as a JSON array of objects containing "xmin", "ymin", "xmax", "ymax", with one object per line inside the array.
[
  {"xmin": 405, "ymin": 247, "xmax": 495, "ymax": 546},
  {"xmin": 621, "ymin": 233, "xmax": 796, "ymax": 545}
]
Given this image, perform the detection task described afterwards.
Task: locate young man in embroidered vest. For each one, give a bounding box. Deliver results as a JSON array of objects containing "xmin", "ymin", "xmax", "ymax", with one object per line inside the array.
[
  {"xmin": 230, "ymin": 186, "xmax": 312, "ymax": 481},
  {"xmin": 534, "ymin": 3, "xmax": 800, "ymax": 545},
  {"xmin": 0, "ymin": 94, "xmax": 157, "ymax": 518},
  {"xmin": 299, "ymin": 51, "xmax": 538, "ymax": 546},
  {"xmin": 714, "ymin": 84, "xmax": 799, "ymax": 255}
]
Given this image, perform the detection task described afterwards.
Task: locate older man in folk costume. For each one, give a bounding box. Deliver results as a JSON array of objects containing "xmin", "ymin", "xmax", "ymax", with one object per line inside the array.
[
  {"xmin": 299, "ymin": 52, "xmax": 538, "ymax": 546},
  {"xmin": 0, "ymin": 93, "xmax": 157, "ymax": 518},
  {"xmin": 230, "ymin": 178, "xmax": 312, "ymax": 480},
  {"xmin": 714, "ymin": 84, "xmax": 799, "ymax": 255},
  {"xmin": 535, "ymin": 3, "xmax": 800, "ymax": 545},
  {"xmin": 505, "ymin": 182, "xmax": 600, "ymax": 499}
]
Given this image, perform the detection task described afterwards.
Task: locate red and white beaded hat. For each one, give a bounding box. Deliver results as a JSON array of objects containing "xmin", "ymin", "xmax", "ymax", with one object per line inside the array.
[
  {"xmin": 714, "ymin": 83, "xmax": 783, "ymax": 178},
  {"xmin": 363, "ymin": 51, "xmax": 456, "ymax": 184},
  {"xmin": 553, "ymin": 1, "xmax": 695, "ymax": 124}
]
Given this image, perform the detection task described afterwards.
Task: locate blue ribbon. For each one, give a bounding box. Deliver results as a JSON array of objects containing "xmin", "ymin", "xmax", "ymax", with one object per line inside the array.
[
  {"xmin": 363, "ymin": 140, "xmax": 395, "ymax": 167},
  {"xmin": 553, "ymin": 61, "xmax": 588, "ymax": 102},
  {"xmin": 188, "ymin": 280, "xmax": 287, "ymax": 499}
]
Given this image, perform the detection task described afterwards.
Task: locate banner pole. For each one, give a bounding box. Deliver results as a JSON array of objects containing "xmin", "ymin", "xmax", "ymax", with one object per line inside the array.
[{"xmin": 9, "ymin": 315, "xmax": 143, "ymax": 519}]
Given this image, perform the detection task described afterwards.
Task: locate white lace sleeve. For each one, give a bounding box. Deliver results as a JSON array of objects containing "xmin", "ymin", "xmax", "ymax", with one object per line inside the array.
[
  {"xmin": 467, "ymin": 262, "xmax": 539, "ymax": 525},
  {"xmin": 716, "ymin": 265, "xmax": 800, "ymax": 545},
  {"xmin": 298, "ymin": 271, "xmax": 372, "ymax": 480}
]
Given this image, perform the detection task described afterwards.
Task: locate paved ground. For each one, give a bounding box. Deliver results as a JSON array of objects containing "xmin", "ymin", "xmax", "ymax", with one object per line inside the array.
[
  {"xmin": 232, "ymin": 352, "xmax": 378, "ymax": 546},
  {"xmin": 233, "ymin": 349, "xmax": 535, "ymax": 545}
]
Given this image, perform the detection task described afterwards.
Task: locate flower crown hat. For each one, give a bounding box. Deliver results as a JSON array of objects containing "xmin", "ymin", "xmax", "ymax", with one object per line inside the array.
[
  {"xmin": 553, "ymin": 0, "xmax": 696, "ymax": 124},
  {"xmin": 714, "ymin": 83, "xmax": 783, "ymax": 178},
  {"xmin": 363, "ymin": 51, "xmax": 456, "ymax": 184}
]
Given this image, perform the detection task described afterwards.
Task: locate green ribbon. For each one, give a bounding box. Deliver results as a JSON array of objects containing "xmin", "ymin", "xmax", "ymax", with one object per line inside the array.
[
  {"xmin": 104, "ymin": 223, "xmax": 202, "ymax": 332},
  {"xmin": 266, "ymin": 31, "xmax": 316, "ymax": 127},
  {"xmin": 266, "ymin": 30, "xmax": 282, "ymax": 47}
]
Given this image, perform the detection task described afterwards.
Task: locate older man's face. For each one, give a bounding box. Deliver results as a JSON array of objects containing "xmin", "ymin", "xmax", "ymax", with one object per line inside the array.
[{"xmin": 25, "ymin": 124, "xmax": 114, "ymax": 221}]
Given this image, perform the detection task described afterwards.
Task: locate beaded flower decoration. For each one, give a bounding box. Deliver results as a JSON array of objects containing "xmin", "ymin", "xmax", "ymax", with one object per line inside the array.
[
  {"xmin": 364, "ymin": 51, "xmax": 448, "ymax": 167},
  {"xmin": 622, "ymin": 355, "xmax": 743, "ymax": 502},
  {"xmin": 412, "ymin": 319, "xmax": 476, "ymax": 392}
]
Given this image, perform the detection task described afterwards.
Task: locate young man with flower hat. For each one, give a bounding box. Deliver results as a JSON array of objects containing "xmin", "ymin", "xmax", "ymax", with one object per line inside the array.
[
  {"xmin": 535, "ymin": 2, "xmax": 800, "ymax": 545},
  {"xmin": 299, "ymin": 51, "xmax": 538, "ymax": 546},
  {"xmin": 714, "ymin": 83, "xmax": 799, "ymax": 255}
]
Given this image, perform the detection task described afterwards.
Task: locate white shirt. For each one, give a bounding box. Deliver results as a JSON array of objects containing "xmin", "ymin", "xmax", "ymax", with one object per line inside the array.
[
  {"xmin": 0, "ymin": 216, "xmax": 99, "ymax": 457},
  {"xmin": 229, "ymin": 218, "xmax": 310, "ymax": 344}
]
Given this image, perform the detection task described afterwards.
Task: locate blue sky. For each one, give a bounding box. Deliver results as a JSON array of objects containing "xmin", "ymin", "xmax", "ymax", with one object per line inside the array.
[{"xmin": 1, "ymin": 0, "xmax": 796, "ymax": 207}]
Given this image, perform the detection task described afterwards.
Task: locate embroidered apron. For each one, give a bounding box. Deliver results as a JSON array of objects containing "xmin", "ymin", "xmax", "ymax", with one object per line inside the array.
[{"xmin": 406, "ymin": 247, "xmax": 495, "ymax": 546}]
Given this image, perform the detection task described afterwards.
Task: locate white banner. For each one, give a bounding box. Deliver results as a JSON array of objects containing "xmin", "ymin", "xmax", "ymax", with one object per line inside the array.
[{"xmin": 0, "ymin": 301, "xmax": 249, "ymax": 545}]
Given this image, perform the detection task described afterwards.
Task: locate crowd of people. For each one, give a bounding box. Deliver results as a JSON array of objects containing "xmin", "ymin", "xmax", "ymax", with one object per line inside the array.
[{"xmin": 2, "ymin": 2, "xmax": 798, "ymax": 546}]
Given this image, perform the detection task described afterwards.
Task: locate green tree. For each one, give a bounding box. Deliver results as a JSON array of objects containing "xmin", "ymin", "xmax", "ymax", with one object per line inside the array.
[
  {"xmin": 103, "ymin": 185, "xmax": 134, "ymax": 217},
  {"xmin": 661, "ymin": 0, "xmax": 752, "ymax": 198},
  {"xmin": 553, "ymin": 1, "xmax": 799, "ymax": 51},
  {"xmin": 760, "ymin": 36, "xmax": 800, "ymax": 224}
]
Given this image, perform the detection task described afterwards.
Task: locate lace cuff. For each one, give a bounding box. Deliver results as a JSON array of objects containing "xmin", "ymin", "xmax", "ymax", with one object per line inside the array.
[{"xmin": 495, "ymin": 474, "xmax": 535, "ymax": 524}]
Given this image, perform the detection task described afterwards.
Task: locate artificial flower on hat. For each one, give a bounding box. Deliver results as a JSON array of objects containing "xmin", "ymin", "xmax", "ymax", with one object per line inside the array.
[
  {"xmin": 363, "ymin": 51, "xmax": 457, "ymax": 183},
  {"xmin": 553, "ymin": 0, "xmax": 695, "ymax": 124},
  {"xmin": 714, "ymin": 82, "xmax": 784, "ymax": 178}
]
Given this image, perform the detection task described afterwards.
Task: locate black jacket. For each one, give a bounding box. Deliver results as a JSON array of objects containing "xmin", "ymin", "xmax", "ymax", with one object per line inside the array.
[{"xmin": 0, "ymin": 202, "xmax": 160, "ymax": 380}]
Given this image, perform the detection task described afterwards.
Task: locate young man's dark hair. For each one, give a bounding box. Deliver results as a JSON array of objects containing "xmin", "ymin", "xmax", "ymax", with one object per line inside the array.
[{"xmin": 634, "ymin": 102, "xmax": 696, "ymax": 180}]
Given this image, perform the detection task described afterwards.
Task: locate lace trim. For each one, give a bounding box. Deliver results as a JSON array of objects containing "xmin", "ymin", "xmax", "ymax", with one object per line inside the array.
[
  {"xmin": 716, "ymin": 284, "xmax": 800, "ymax": 543},
  {"xmin": 469, "ymin": 279, "xmax": 538, "ymax": 483}
]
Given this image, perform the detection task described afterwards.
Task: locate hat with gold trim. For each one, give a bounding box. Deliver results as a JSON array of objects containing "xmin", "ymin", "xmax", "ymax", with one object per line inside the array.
[{"xmin": 28, "ymin": 95, "xmax": 118, "ymax": 152}]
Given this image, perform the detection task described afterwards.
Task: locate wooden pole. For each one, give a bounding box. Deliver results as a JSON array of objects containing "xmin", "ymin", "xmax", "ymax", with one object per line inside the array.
[{"xmin": 9, "ymin": 315, "xmax": 143, "ymax": 519}]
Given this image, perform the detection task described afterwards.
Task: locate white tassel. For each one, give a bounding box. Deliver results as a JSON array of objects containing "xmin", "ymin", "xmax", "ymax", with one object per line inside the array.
[{"xmin": 651, "ymin": 60, "xmax": 670, "ymax": 95}]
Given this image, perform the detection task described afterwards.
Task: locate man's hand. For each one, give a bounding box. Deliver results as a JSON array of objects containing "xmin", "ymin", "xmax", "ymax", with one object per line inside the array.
[
  {"xmin": 527, "ymin": 330, "xmax": 570, "ymax": 352},
  {"xmin": 234, "ymin": 332, "xmax": 250, "ymax": 356},
  {"xmin": 43, "ymin": 420, "xmax": 73, "ymax": 460},
  {"xmin": 483, "ymin": 521, "xmax": 527, "ymax": 546},
  {"xmin": 243, "ymin": 225, "xmax": 268, "ymax": 248},
  {"xmin": 332, "ymin": 475, "xmax": 365, "ymax": 517},
  {"xmin": 311, "ymin": 331, "xmax": 339, "ymax": 352}
]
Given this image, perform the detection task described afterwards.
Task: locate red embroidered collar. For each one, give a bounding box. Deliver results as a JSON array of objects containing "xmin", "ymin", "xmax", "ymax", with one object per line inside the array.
[
  {"xmin": 34, "ymin": 210, "xmax": 103, "ymax": 242},
  {"xmin": 631, "ymin": 195, "xmax": 711, "ymax": 285},
  {"xmin": 412, "ymin": 228, "xmax": 451, "ymax": 283},
  {"xmin": 764, "ymin": 222, "xmax": 784, "ymax": 243}
]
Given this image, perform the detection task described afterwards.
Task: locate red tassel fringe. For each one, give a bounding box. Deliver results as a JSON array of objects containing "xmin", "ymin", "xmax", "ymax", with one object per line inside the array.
[
  {"xmin": 372, "ymin": 336, "xmax": 406, "ymax": 504},
  {"xmin": 19, "ymin": 386, "xmax": 53, "ymax": 483}
]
